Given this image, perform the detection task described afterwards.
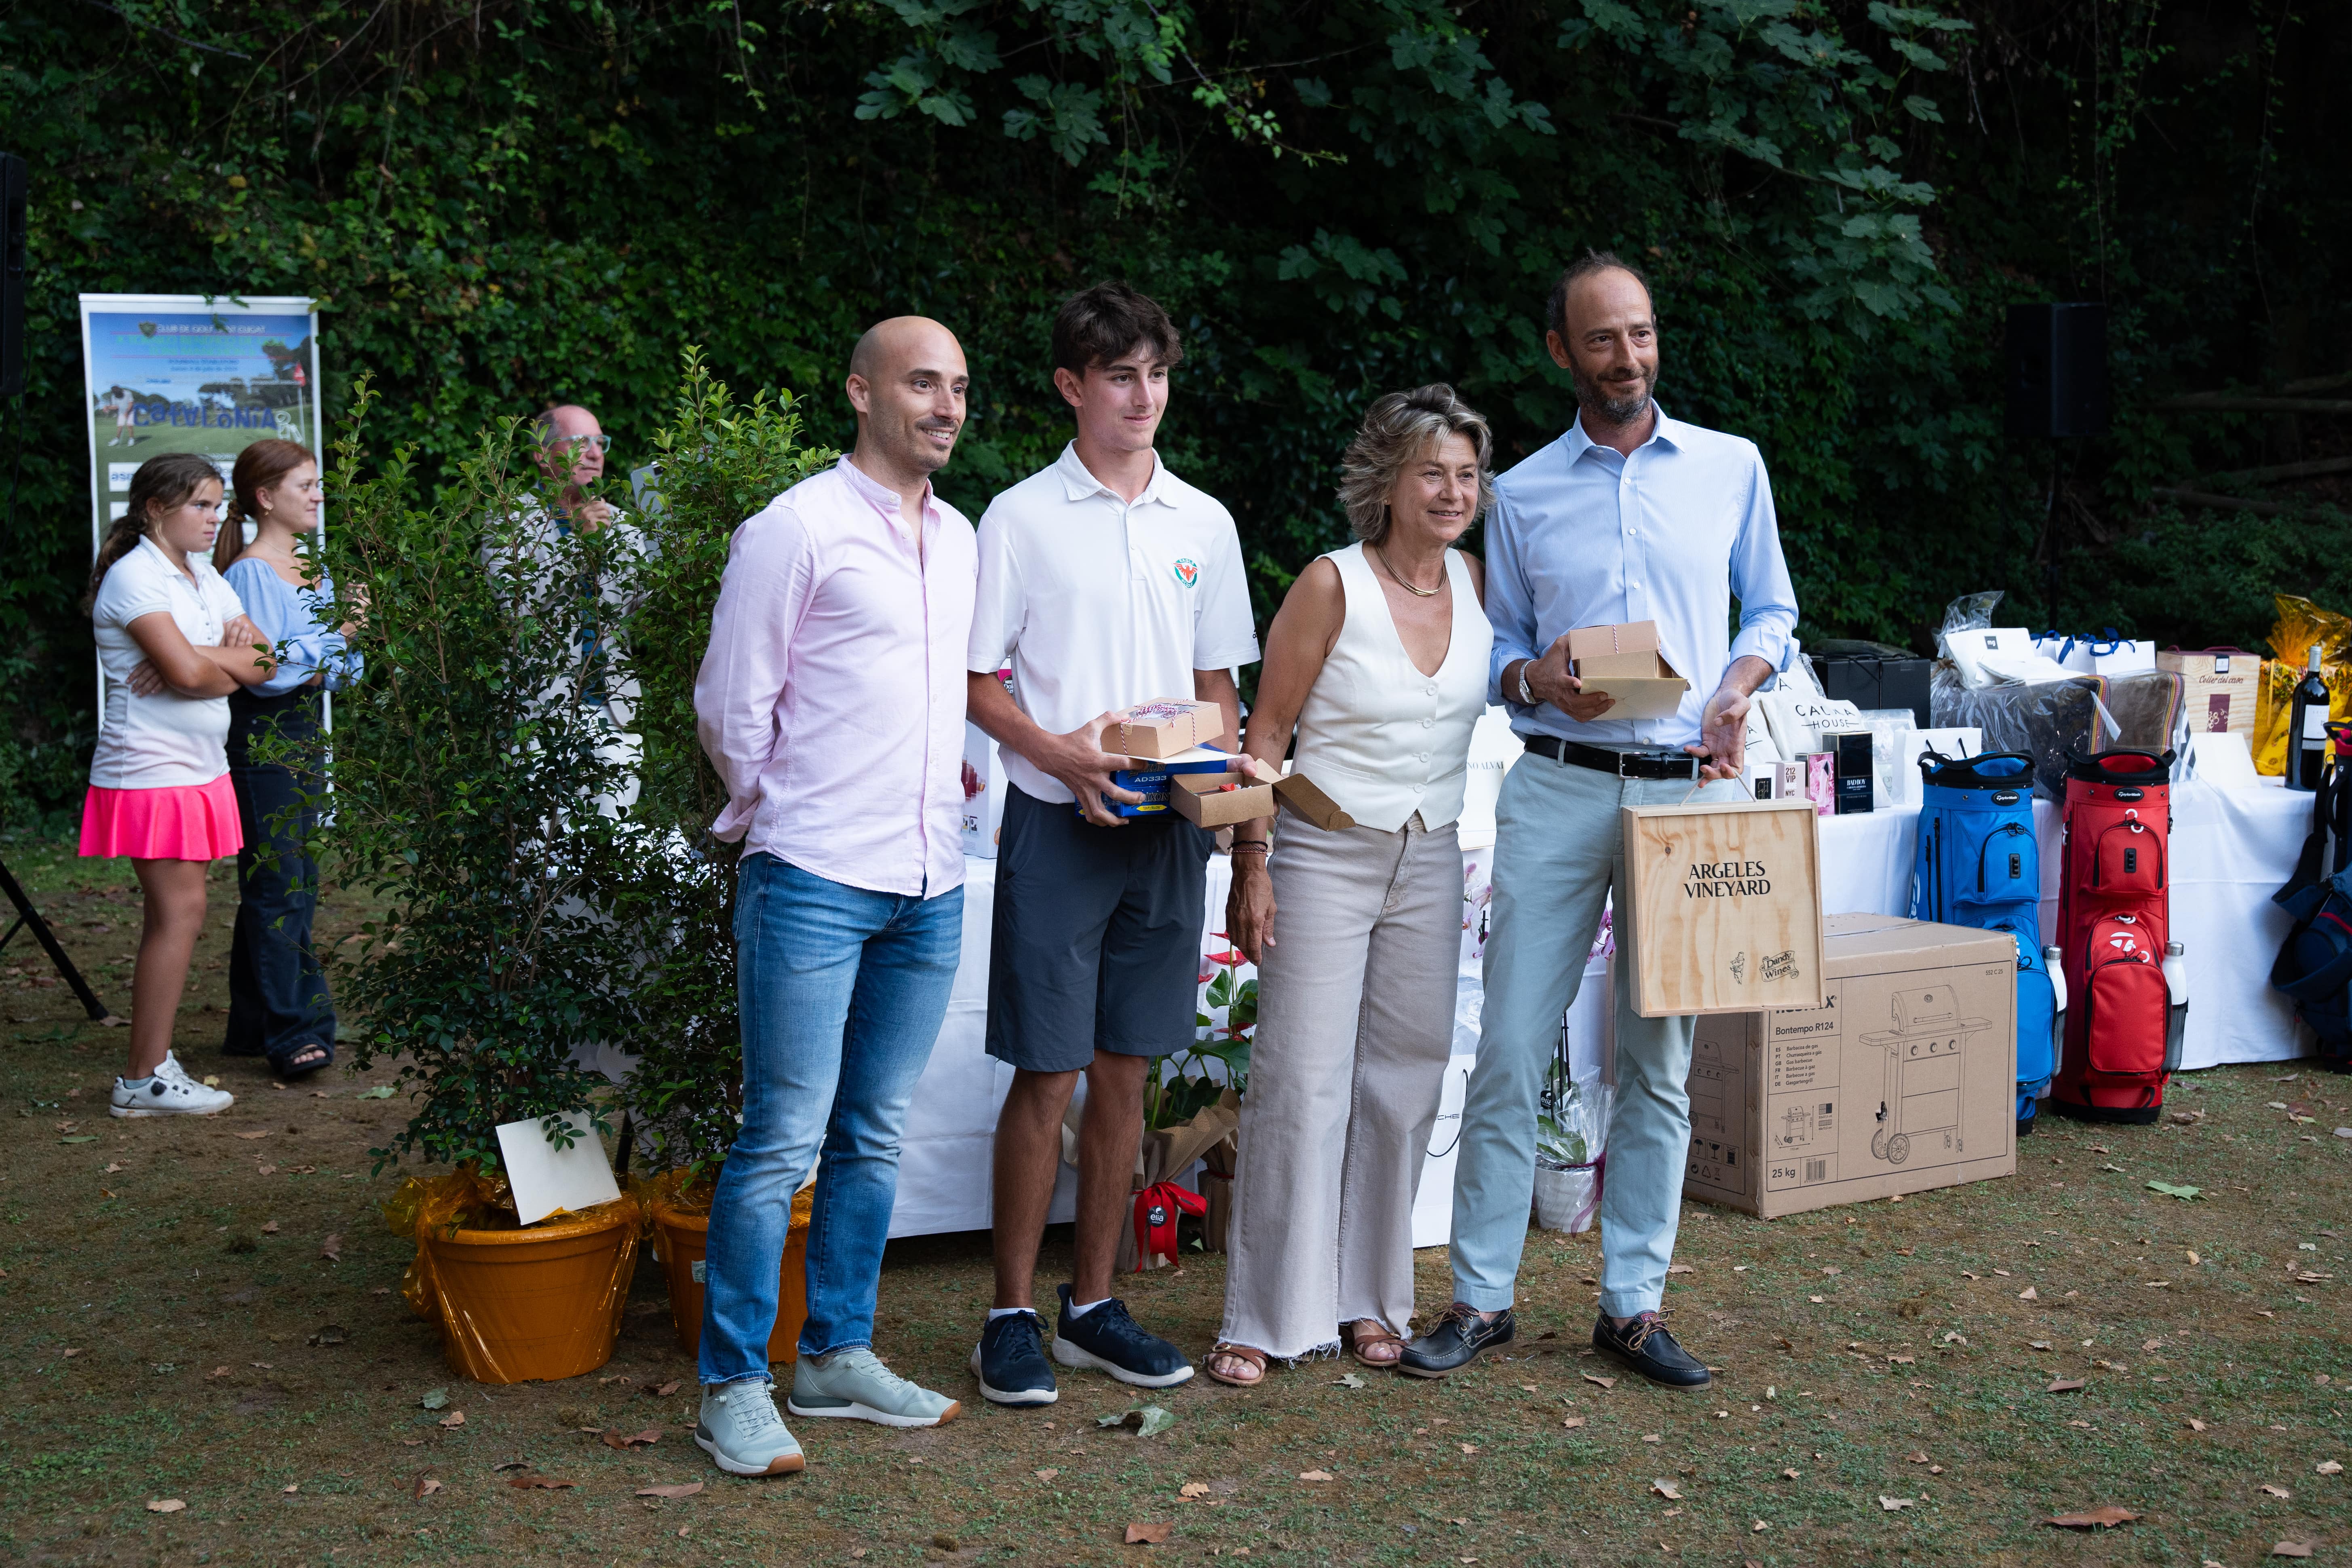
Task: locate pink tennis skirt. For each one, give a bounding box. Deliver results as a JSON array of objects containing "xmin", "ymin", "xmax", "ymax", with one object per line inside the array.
[{"xmin": 79, "ymin": 775, "xmax": 245, "ymax": 861}]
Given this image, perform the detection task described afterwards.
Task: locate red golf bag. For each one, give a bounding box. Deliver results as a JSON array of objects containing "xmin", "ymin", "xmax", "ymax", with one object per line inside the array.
[{"xmin": 2050, "ymin": 749, "xmax": 2177, "ymax": 1123}]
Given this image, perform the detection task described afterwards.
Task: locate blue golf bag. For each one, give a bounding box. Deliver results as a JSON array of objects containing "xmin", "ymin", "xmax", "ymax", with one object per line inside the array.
[{"xmin": 1910, "ymin": 751, "xmax": 2058, "ymax": 1131}]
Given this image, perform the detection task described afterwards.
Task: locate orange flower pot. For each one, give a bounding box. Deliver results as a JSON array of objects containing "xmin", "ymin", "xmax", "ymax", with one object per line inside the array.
[
  {"xmin": 420, "ymin": 1203, "xmax": 639, "ymax": 1384},
  {"xmin": 649, "ymin": 1199, "xmax": 810, "ymax": 1365}
]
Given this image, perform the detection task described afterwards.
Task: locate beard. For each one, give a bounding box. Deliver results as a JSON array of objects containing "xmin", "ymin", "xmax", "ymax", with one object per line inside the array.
[{"xmin": 1572, "ymin": 359, "xmax": 1659, "ymax": 427}]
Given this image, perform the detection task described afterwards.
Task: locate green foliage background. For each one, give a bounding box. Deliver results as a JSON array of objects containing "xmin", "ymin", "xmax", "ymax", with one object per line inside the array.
[{"xmin": 2, "ymin": 0, "xmax": 2346, "ymax": 819}]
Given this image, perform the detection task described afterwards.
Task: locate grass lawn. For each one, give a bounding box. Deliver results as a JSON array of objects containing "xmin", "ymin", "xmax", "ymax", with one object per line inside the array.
[{"xmin": 1, "ymin": 824, "xmax": 2347, "ymax": 1566}]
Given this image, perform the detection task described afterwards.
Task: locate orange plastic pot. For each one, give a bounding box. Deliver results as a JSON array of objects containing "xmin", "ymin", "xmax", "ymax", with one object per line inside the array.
[
  {"xmin": 420, "ymin": 1204, "xmax": 639, "ymax": 1384},
  {"xmin": 650, "ymin": 1201, "xmax": 809, "ymax": 1364}
]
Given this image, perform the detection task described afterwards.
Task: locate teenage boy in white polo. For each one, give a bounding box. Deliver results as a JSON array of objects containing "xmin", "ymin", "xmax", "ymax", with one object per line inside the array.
[{"xmin": 965, "ymin": 282, "xmax": 1259, "ymax": 1405}]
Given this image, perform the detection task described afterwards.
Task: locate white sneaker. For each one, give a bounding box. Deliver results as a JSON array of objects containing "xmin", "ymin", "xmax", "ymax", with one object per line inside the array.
[
  {"xmin": 694, "ymin": 1380, "xmax": 805, "ymax": 1477},
  {"xmin": 111, "ymin": 1052, "xmax": 235, "ymax": 1118}
]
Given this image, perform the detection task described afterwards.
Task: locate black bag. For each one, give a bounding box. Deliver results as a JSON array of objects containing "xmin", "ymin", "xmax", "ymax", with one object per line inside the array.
[{"xmin": 2270, "ymin": 748, "xmax": 2352, "ymax": 1071}]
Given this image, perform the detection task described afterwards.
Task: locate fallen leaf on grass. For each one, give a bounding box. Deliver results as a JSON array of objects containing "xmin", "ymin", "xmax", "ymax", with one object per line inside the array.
[
  {"xmin": 635, "ymin": 1483, "xmax": 704, "ymax": 1498},
  {"xmin": 1879, "ymin": 1496, "xmax": 1917, "ymax": 1511},
  {"xmin": 2187, "ymin": 1418, "xmax": 2208, "ymax": 1432},
  {"xmin": 1906, "ymin": 1451, "xmax": 1930, "ymax": 1464},
  {"xmin": 644, "ymin": 1379, "xmax": 682, "ymax": 1398},
  {"xmin": 1297, "ymin": 1470, "xmax": 1335, "ymax": 1482},
  {"xmin": 2315, "ymin": 1460, "xmax": 2343, "ymax": 1475},
  {"xmin": 493, "ymin": 1461, "xmax": 532, "ymax": 1471},
  {"xmin": 1650, "ymin": 1479, "xmax": 1682, "ymax": 1500},
  {"xmin": 357, "ymin": 1085, "xmax": 397, "ymax": 1100},
  {"xmin": 1887, "ymin": 1355, "xmax": 1915, "ymax": 1365},
  {"xmin": 321, "ymin": 1234, "xmax": 342, "ymax": 1263},
  {"xmin": 439, "ymin": 1411, "xmax": 465, "ymax": 1429},
  {"xmin": 2045, "ymin": 1506, "xmax": 2137, "ymax": 1529},
  {"xmin": 2147, "ymin": 1181, "xmax": 2202, "ymax": 1200},
  {"xmin": 1124, "ymin": 1522, "xmax": 1173, "ymax": 1545},
  {"xmin": 2018, "ymin": 1287, "xmax": 2040, "ymax": 1301},
  {"xmin": 2274, "ymin": 1545, "xmax": 2314, "ymax": 1559},
  {"xmin": 1178, "ymin": 1482, "xmax": 1211, "ymax": 1499},
  {"xmin": 1584, "ymin": 1374, "xmax": 1616, "ymax": 1389},
  {"xmin": 1458, "ymin": 1443, "xmax": 1479, "ymax": 1454},
  {"xmin": 601, "ymin": 1428, "xmax": 661, "ymax": 1450},
  {"xmin": 1782, "ymin": 1469, "xmax": 1800, "ymax": 1479},
  {"xmin": 233, "ymin": 1131, "xmax": 271, "ymax": 1141},
  {"xmin": 506, "ymin": 1477, "xmax": 578, "ymax": 1490},
  {"xmin": 281, "ymin": 1484, "xmax": 298, "ymax": 1494},
  {"xmin": 306, "ymin": 1325, "xmax": 346, "ymax": 1346},
  {"xmin": 2261, "ymin": 1484, "xmax": 2291, "ymax": 1499},
  {"xmin": 146, "ymin": 1499, "xmax": 185, "ymax": 1514},
  {"xmin": 1034, "ymin": 1469, "xmax": 1059, "ymax": 1482},
  {"xmin": 260, "ymin": 1220, "xmax": 279, "ymax": 1234},
  {"xmin": 1334, "ymin": 1373, "xmax": 1365, "ymax": 1389},
  {"xmin": 1561, "ymin": 1416, "xmax": 1586, "ymax": 1429},
  {"xmin": 413, "ymin": 1475, "xmax": 441, "ymax": 1500},
  {"xmin": 2047, "ymin": 1378, "xmax": 2086, "ymax": 1393},
  {"xmin": 1666, "ymin": 1263, "xmax": 1695, "ymax": 1275},
  {"xmin": 103, "ymin": 1162, "xmax": 123, "ymax": 1173},
  {"xmin": 1820, "ymin": 1266, "xmax": 1842, "ymax": 1276},
  {"xmin": 420, "ymin": 1389, "xmax": 448, "ymax": 1410}
]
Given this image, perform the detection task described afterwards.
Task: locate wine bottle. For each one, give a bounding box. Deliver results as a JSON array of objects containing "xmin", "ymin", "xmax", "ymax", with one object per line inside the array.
[{"xmin": 2289, "ymin": 646, "xmax": 2332, "ymax": 792}]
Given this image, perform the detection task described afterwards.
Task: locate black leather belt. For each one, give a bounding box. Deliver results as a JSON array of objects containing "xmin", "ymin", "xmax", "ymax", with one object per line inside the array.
[{"xmin": 1522, "ymin": 734, "xmax": 1704, "ymax": 780}]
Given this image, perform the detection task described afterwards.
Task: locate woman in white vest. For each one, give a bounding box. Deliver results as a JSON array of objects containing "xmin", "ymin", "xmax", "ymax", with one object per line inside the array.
[{"xmin": 1207, "ymin": 385, "xmax": 1494, "ymax": 1385}]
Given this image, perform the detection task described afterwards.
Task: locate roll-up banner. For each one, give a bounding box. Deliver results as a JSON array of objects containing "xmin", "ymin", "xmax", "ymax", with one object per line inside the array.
[{"xmin": 78, "ymin": 294, "xmax": 323, "ymax": 727}]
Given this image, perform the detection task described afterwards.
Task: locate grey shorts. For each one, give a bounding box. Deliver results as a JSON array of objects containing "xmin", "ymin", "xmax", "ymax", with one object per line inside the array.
[{"xmin": 985, "ymin": 783, "xmax": 1214, "ymax": 1074}]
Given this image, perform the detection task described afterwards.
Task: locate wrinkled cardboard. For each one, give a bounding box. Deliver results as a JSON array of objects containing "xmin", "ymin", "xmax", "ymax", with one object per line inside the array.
[
  {"xmin": 1567, "ymin": 620, "xmax": 1690, "ymax": 720},
  {"xmin": 1683, "ymin": 914, "xmax": 2017, "ymax": 1218}
]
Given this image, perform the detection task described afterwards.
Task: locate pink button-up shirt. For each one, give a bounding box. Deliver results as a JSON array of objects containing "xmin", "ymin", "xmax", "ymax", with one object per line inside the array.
[{"xmin": 695, "ymin": 456, "xmax": 977, "ymax": 897}]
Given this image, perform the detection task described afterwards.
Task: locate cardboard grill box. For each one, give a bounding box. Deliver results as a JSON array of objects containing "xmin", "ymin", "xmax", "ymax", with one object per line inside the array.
[
  {"xmin": 1620, "ymin": 798, "xmax": 1825, "ymax": 1017},
  {"xmin": 1568, "ymin": 621, "xmax": 1691, "ymax": 721},
  {"xmin": 2157, "ymin": 647, "xmax": 2261, "ymax": 737},
  {"xmin": 1682, "ymin": 914, "xmax": 2019, "ymax": 1218},
  {"xmin": 1111, "ymin": 699, "xmax": 1221, "ymax": 759}
]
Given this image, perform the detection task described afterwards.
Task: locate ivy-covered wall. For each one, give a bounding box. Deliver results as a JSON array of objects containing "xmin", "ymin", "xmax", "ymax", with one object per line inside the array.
[{"xmin": 2, "ymin": 0, "xmax": 2346, "ymax": 818}]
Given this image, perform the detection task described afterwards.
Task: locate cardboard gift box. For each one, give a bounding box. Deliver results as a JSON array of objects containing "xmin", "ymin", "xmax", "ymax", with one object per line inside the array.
[
  {"xmin": 1619, "ymin": 797, "xmax": 1825, "ymax": 1017},
  {"xmin": 1569, "ymin": 621, "xmax": 1692, "ymax": 721},
  {"xmin": 1681, "ymin": 914, "xmax": 2018, "ymax": 1218},
  {"xmin": 1111, "ymin": 699, "xmax": 1221, "ymax": 759},
  {"xmin": 1091, "ymin": 746, "xmax": 1236, "ymax": 819},
  {"xmin": 2157, "ymin": 647, "xmax": 2261, "ymax": 738},
  {"xmin": 1168, "ymin": 769, "xmax": 1275, "ymax": 828}
]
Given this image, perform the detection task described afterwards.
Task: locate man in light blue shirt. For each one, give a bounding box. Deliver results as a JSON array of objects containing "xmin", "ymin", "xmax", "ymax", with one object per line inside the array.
[{"xmin": 1401, "ymin": 253, "xmax": 1797, "ymax": 1387}]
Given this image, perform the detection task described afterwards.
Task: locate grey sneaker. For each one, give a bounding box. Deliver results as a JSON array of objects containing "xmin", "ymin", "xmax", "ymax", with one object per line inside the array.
[
  {"xmin": 694, "ymin": 1380, "xmax": 804, "ymax": 1476},
  {"xmin": 787, "ymin": 1346, "xmax": 961, "ymax": 1429}
]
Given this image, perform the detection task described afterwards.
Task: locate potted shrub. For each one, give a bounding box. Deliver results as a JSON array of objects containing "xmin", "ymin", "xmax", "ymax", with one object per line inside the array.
[
  {"xmin": 311, "ymin": 384, "xmax": 645, "ymax": 1384},
  {"xmin": 607, "ymin": 351, "xmax": 835, "ymax": 1360}
]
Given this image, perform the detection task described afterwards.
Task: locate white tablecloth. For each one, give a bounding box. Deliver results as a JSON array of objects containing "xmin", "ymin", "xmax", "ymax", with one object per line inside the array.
[{"xmin": 884, "ymin": 766, "xmax": 2314, "ymax": 1237}]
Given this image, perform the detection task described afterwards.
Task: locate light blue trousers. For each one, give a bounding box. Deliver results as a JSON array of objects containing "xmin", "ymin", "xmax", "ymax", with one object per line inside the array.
[{"xmin": 1451, "ymin": 751, "xmax": 1746, "ymax": 1318}]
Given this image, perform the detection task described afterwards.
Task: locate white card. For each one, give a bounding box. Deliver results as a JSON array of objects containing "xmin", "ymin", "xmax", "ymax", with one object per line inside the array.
[{"xmin": 496, "ymin": 1109, "xmax": 622, "ymax": 1225}]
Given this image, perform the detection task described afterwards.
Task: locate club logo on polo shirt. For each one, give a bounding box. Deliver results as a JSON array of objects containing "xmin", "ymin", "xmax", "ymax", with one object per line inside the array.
[{"xmin": 1171, "ymin": 558, "xmax": 1199, "ymax": 588}]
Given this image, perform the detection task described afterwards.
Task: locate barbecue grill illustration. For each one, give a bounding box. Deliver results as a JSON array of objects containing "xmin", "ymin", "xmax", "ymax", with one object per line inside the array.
[{"xmin": 1859, "ymin": 986, "xmax": 1987, "ymax": 1165}]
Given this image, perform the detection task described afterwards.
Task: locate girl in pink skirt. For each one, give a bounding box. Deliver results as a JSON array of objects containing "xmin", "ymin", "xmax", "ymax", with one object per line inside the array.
[{"xmin": 84, "ymin": 453, "xmax": 278, "ymax": 1116}]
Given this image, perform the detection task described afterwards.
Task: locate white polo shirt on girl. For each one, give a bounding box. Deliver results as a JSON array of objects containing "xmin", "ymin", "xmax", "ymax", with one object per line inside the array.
[
  {"xmin": 89, "ymin": 535, "xmax": 250, "ymax": 789},
  {"xmin": 967, "ymin": 443, "xmax": 1260, "ymax": 805}
]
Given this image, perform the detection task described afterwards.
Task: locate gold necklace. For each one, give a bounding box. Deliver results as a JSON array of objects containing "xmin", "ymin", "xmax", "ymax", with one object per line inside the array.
[{"xmin": 1375, "ymin": 543, "xmax": 1445, "ymax": 597}]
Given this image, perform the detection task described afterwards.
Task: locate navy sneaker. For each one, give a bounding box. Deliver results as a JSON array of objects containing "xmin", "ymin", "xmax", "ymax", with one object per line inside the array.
[
  {"xmin": 971, "ymin": 1311, "xmax": 1058, "ymax": 1406},
  {"xmin": 1050, "ymin": 1285, "xmax": 1195, "ymax": 1389}
]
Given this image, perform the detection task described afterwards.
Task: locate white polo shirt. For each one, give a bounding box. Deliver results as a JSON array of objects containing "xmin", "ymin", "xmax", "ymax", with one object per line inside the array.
[
  {"xmin": 968, "ymin": 443, "xmax": 1260, "ymax": 805},
  {"xmin": 89, "ymin": 535, "xmax": 250, "ymax": 789}
]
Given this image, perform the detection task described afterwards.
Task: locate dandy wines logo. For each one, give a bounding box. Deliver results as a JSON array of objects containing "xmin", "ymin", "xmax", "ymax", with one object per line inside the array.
[{"xmin": 1684, "ymin": 859, "xmax": 1772, "ymax": 898}]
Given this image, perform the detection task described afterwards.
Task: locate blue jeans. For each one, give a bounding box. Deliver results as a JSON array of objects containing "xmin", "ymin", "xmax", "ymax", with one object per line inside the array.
[
  {"xmin": 1453, "ymin": 754, "xmax": 1747, "ymax": 1319},
  {"xmin": 698, "ymin": 855, "xmax": 963, "ymax": 1384}
]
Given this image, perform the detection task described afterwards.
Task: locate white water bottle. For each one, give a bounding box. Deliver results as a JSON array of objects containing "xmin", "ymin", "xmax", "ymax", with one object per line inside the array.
[
  {"xmin": 2163, "ymin": 939, "xmax": 2189, "ymax": 1069},
  {"xmin": 2045, "ymin": 945, "xmax": 2067, "ymax": 1072}
]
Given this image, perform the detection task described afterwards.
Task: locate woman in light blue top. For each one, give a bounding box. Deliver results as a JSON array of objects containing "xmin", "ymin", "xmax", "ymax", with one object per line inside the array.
[{"xmin": 211, "ymin": 439, "xmax": 363, "ymax": 1077}]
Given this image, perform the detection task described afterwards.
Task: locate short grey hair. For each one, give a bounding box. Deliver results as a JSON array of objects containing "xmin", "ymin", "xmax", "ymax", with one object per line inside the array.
[{"xmin": 1337, "ymin": 384, "xmax": 1496, "ymax": 545}]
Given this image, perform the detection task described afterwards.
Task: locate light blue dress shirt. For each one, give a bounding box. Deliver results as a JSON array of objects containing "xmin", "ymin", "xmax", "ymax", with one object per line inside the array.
[
  {"xmin": 1483, "ymin": 405, "xmax": 1799, "ymax": 751},
  {"xmin": 222, "ymin": 559, "xmax": 364, "ymax": 698}
]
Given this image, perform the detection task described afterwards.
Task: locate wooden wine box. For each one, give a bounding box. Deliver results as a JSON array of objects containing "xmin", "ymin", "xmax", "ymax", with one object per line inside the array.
[{"xmin": 1620, "ymin": 797, "xmax": 1825, "ymax": 1017}]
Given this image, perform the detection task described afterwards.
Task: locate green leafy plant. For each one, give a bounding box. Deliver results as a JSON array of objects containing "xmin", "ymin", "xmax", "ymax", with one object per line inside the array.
[
  {"xmin": 1150, "ymin": 934, "xmax": 1256, "ymax": 1131},
  {"xmin": 608, "ymin": 350, "xmax": 836, "ymax": 1179},
  {"xmin": 305, "ymin": 378, "xmax": 637, "ymax": 1173}
]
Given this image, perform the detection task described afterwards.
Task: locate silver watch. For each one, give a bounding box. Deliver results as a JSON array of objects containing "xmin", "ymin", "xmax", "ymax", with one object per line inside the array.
[{"xmin": 1517, "ymin": 661, "xmax": 1534, "ymax": 706}]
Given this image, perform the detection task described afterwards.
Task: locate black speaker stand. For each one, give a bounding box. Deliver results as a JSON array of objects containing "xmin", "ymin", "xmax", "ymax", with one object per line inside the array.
[{"xmin": 0, "ymin": 855, "xmax": 110, "ymax": 1021}]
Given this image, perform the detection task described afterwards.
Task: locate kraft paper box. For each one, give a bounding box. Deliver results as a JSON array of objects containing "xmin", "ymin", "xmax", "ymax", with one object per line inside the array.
[
  {"xmin": 1169, "ymin": 770, "xmax": 1276, "ymax": 828},
  {"xmin": 2158, "ymin": 647, "xmax": 2261, "ymax": 738},
  {"xmin": 1619, "ymin": 797, "xmax": 1825, "ymax": 1017},
  {"xmin": 1271, "ymin": 766, "xmax": 1356, "ymax": 831},
  {"xmin": 1567, "ymin": 621, "xmax": 1691, "ymax": 721},
  {"xmin": 1090, "ymin": 746, "xmax": 1234, "ymax": 819},
  {"xmin": 1112, "ymin": 699, "xmax": 1219, "ymax": 759},
  {"xmin": 1682, "ymin": 914, "xmax": 2018, "ymax": 1219}
]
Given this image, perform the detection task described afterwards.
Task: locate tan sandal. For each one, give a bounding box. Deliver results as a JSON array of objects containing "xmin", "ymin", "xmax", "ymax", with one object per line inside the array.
[
  {"xmin": 1346, "ymin": 1319, "xmax": 1406, "ymax": 1368},
  {"xmin": 1204, "ymin": 1343, "xmax": 1268, "ymax": 1387}
]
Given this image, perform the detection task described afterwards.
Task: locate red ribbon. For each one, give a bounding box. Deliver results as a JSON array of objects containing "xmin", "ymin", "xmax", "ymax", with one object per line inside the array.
[{"xmin": 1132, "ymin": 1180, "xmax": 1207, "ymax": 1267}]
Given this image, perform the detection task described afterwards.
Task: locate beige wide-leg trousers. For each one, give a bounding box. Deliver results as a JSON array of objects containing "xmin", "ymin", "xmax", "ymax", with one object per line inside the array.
[{"xmin": 1219, "ymin": 814, "xmax": 1460, "ymax": 1360}]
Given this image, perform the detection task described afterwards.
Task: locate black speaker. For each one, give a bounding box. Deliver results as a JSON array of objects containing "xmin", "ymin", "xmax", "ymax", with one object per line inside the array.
[
  {"xmin": 0, "ymin": 151, "xmax": 25, "ymax": 398},
  {"xmin": 2005, "ymin": 302, "xmax": 2108, "ymax": 438}
]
